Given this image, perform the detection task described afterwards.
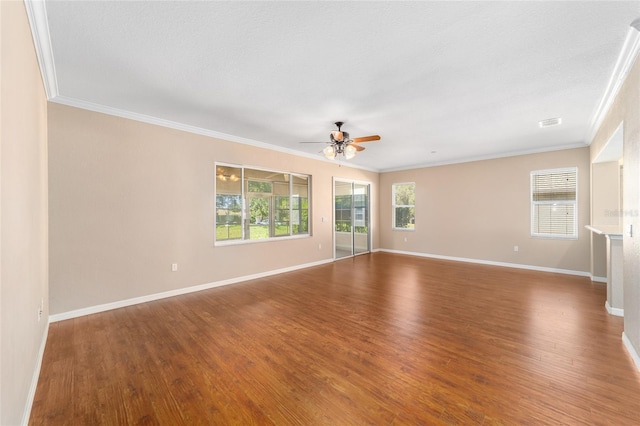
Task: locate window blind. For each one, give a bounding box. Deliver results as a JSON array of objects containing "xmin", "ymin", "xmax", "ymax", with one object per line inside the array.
[{"xmin": 531, "ymin": 168, "xmax": 577, "ymax": 238}]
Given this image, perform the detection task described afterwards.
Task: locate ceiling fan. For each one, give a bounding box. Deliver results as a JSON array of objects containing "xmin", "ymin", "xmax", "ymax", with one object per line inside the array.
[{"xmin": 301, "ymin": 122, "xmax": 380, "ymax": 160}]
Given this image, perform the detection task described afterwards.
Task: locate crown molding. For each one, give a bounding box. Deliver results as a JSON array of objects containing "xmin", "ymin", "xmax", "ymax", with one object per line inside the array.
[
  {"xmin": 24, "ymin": 0, "xmax": 58, "ymax": 99},
  {"xmin": 51, "ymin": 96, "xmax": 380, "ymax": 172},
  {"xmin": 28, "ymin": 0, "xmax": 630, "ymax": 172},
  {"xmin": 586, "ymin": 23, "xmax": 640, "ymax": 145},
  {"xmin": 25, "ymin": 2, "xmax": 377, "ymax": 172},
  {"xmin": 378, "ymin": 142, "xmax": 587, "ymax": 173}
]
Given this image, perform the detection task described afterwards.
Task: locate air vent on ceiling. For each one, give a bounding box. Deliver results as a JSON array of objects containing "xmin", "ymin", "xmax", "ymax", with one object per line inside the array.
[{"xmin": 538, "ymin": 117, "xmax": 562, "ymax": 128}]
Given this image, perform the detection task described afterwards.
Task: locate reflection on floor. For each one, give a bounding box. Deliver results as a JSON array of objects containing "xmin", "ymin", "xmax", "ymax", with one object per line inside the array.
[
  {"xmin": 335, "ymin": 249, "xmax": 370, "ymax": 259},
  {"xmin": 335, "ymin": 249, "xmax": 352, "ymax": 259}
]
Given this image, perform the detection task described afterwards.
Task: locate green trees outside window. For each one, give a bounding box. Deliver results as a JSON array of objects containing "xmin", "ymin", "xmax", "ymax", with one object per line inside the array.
[
  {"xmin": 215, "ymin": 165, "xmax": 310, "ymax": 242},
  {"xmin": 392, "ymin": 182, "xmax": 415, "ymax": 229}
]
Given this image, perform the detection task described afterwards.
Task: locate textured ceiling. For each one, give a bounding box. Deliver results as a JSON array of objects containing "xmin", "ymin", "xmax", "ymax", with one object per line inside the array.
[{"xmin": 41, "ymin": 1, "xmax": 640, "ymax": 171}]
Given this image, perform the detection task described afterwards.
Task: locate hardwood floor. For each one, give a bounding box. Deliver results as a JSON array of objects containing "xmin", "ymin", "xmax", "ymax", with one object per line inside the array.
[{"xmin": 30, "ymin": 253, "xmax": 640, "ymax": 425}]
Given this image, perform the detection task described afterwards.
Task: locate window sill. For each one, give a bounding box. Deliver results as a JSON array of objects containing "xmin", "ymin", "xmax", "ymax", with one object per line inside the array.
[
  {"xmin": 530, "ymin": 234, "xmax": 578, "ymax": 240},
  {"xmin": 215, "ymin": 233, "xmax": 311, "ymax": 247}
]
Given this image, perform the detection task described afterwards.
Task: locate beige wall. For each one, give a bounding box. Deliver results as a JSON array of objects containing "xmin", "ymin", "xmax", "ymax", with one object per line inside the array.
[
  {"xmin": 48, "ymin": 103, "xmax": 379, "ymax": 315},
  {"xmin": 590, "ymin": 161, "xmax": 622, "ymax": 278},
  {"xmin": 592, "ymin": 161, "xmax": 622, "ymax": 227},
  {"xmin": 379, "ymin": 148, "xmax": 591, "ymax": 273},
  {"xmin": 590, "ymin": 232, "xmax": 608, "ymax": 280},
  {"xmin": 49, "ymin": 103, "xmax": 595, "ymax": 318},
  {"xmin": 590, "ymin": 52, "xmax": 640, "ymax": 359},
  {"xmin": 1, "ymin": 2, "xmax": 49, "ymax": 424}
]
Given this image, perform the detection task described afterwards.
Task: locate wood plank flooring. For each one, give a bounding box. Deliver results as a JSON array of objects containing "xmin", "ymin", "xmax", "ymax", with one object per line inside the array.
[{"xmin": 30, "ymin": 253, "xmax": 640, "ymax": 425}]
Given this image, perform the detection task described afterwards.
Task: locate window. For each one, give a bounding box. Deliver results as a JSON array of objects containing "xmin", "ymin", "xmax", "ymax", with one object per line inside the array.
[
  {"xmin": 353, "ymin": 190, "xmax": 368, "ymax": 232},
  {"xmin": 215, "ymin": 166, "xmax": 242, "ymax": 241},
  {"xmin": 334, "ymin": 193, "xmax": 352, "ymax": 233},
  {"xmin": 531, "ymin": 167, "xmax": 577, "ymax": 238},
  {"xmin": 392, "ymin": 182, "xmax": 415, "ymax": 230},
  {"xmin": 290, "ymin": 175, "xmax": 310, "ymax": 235},
  {"xmin": 215, "ymin": 164, "xmax": 310, "ymax": 243}
]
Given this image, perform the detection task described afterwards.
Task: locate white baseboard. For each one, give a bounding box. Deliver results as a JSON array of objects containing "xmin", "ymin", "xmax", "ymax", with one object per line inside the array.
[
  {"xmin": 378, "ymin": 249, "xmax": 591, "ymax": 278},
  {"xmin": 591, "ymin": 275, "xmax": 607, "ymax": 283},
  {"xmin": 605, "ymin": 301, "xmax": 624, "ymax": 317},
  {"xmin": 623, "ymin": 332, "xmax": 640, "ymax": 372},
  {"xmin": 48, "ymin": 250, "xmax": 595, "ymax": 322},
  {"xmin": 22, "ymin": 321, "xmax": 49, "ymax": 426},
  {"xmin": 50, "ymin": 258, "xmax": 334, "ymax": 322}
]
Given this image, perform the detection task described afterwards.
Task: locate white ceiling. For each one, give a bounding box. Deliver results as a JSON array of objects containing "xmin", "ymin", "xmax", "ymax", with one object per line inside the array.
[{"xmin": 36, "ymin": 1, "xmax": 640, "ymax": 171}]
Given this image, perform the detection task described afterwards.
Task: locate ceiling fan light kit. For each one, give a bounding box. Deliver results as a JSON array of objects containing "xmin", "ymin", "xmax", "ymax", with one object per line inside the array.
[
  {"xmin": 344, "ymin": 144, "xmax": 357, "ymax": 160},
  {"xmin": 323, "ymin": 145, "xmax": 336, "ymax": 160},
  {"xmin": 305, "ymin": 121, "xmax": 381, "ymax": 161},
  {"xmin": 323, "ymin": 141, "xmax": 358, "ymax": 160}
]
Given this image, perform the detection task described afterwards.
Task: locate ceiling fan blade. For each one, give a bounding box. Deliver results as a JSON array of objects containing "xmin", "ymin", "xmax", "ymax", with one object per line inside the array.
[
  {"xmin": 352, "ymin": 144, "xmax": 366, "ymax": 152},
  {"xmin": 351, "ymin": 135, "xmax": 380, "ymax": 143}
]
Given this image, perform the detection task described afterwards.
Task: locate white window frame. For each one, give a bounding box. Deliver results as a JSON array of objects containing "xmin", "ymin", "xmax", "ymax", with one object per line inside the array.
[
  {"xmin": 392, "ymin": 182, "xmax": 415, "ymax": 231},
  {"xmin": 530, "ymin": 167, "xmax": 578, "ymax": 239},
  {"xmin": 215, "ymin": 162, "xmax": 311, "ymax": 245}
]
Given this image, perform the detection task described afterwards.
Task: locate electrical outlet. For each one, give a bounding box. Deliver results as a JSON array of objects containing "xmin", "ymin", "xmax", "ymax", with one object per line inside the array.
[
  {"xmin": 38, "ymin": 298, "xmax": 43, "ymax": 322},
  {"xmin": 514, "ymin": 245, "xmax": 519, "ymax": 252},
  {"xmin": 318, "ymin": 243, "xmax": 322, "ymax": 250},
  {"xmin": 404, "ymin": 237, "xmax": 408, "ymax": 242},
  {"xmin": 171, "ymin": 263, "xmax": 178, "ymax": 272}
]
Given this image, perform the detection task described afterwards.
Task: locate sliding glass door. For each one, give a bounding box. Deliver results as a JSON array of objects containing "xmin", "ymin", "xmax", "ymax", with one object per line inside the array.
[
  {"xmin": 353, "ymin": 182, "xmax": 370, "ymax": 255},
  {"xmin": 334, "ymin": 179, "xmax": 371, "ymax": 259}
]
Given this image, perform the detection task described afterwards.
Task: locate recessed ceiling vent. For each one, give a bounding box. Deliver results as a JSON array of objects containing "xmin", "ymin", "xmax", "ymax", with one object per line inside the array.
[{"xmin": 538, "ymin": 117, "xmax": 562, "ymax": 128}]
